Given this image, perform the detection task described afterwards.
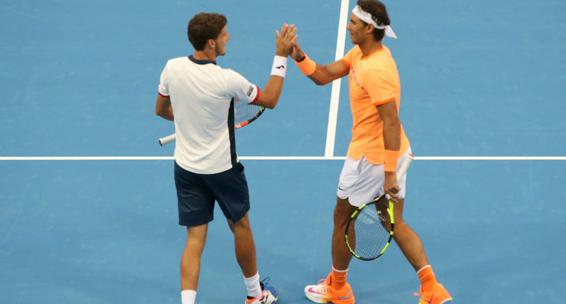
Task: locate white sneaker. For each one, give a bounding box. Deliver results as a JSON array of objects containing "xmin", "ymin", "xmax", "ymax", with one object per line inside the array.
[
  {"xmin": 304, "ymin": 273, "xmax": 355, "ymax": 304},
  {"xmin": 245, "ymin": 281, "xmax": 278, "ymax": 304},
  {"xmin": 304, "ymin": 275, "xmax": 332, "ymax": 303}
]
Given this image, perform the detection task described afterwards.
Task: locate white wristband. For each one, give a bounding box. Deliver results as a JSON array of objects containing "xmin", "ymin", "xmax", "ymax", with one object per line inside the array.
[{"xmin": 271, "ymin": 55, "xmax": 288, "ymax": 78}]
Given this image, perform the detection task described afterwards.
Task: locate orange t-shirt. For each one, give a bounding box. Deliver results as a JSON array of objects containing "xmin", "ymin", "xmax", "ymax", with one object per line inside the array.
[{"xmin": 341, "ymin": 45, "xmax": 410, "ymax": 165}]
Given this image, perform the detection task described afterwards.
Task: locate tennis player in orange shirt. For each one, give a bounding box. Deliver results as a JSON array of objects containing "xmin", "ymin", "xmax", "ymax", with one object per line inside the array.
[{"xmin": 292, "ymin": 1, "xmax": 452, "ymax": 303}]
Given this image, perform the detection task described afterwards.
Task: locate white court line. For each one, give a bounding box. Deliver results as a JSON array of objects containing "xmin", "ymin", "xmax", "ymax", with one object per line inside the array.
[
  {"xmin": 1, "ymin": 156, "xmax": 566, "ymax": 161},
  {"xmin": 324, "ymin": 0, "xmax": 350, "ymax": 157},
  {"xmin": 416, "ymin": 156, "xmax": 566, "ymax": 161}
]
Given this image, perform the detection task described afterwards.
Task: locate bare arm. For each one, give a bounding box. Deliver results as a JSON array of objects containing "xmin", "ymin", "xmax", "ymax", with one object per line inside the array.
[
  {"xmin": 290, "ymin": 41, "xmax": 349, "ymax": 86},
  {"xmin": 377, "ymin": 101, "xmax": 402, "ymax": 195},
  {"xmin": 254, "ymin": 75, "xmax": 284, "ymax": 109},
  {"xmin": 155, "ymin": 94, "xmax": 173, "ymax": 121},
  {"xmin": 307, "ymin": 60, "xmax": 350, "ymax": 86},
  {"xmin": 253, "ymin": 24, "xmax": 296, "ymax": 109},
  {"xmin": 377, "ymin": 101, "xmax": 401, "ymax": 152}
]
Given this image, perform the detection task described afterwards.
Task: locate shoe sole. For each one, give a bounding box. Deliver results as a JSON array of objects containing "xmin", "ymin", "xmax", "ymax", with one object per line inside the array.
[
  {"xmin": 265, "ymin": 293, "xmax": 278, "ymax": 304},
  {"xmin": 418, "ymin": 296, "xmax": 453, "ymax": 304},
  {"xmin": 304, "ymin": 286, "xmax": 330, "ymax": 303},
  {"xmin": 247, "ymin": 297, "xmax": 278, "ymax": 304},
  {"xmin": 439, "ymin": 298, "xmax": 453, "ymax": 304},
  {"xmin": 304, "ymin": 287, "xmax": 355, "ymax": 304}
]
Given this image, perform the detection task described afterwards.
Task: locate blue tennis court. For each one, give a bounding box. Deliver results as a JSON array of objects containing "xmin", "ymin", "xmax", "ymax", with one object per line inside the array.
[{"xmin": 1, "ymin": 0, "xmax": 565, "ymax": 303}]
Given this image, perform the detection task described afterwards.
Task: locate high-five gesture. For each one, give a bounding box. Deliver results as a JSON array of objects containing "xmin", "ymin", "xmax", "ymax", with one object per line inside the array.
[
  {"xmin": 290, "ymin": 38, "xmax": 305, "ymax": 61},
  {"xmin": 275, "ymin": 24, "xmax": 297, "ymax": 57}
]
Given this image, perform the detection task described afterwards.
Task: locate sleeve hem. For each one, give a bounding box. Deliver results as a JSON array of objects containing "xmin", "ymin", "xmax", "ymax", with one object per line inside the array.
[
  {"xmin": 371, "ymin": 96, "xmax": 396, "ymax": 106},
  {"xmin": 250, "ymin": 86, "xmax": 261, "ymax": 104}
]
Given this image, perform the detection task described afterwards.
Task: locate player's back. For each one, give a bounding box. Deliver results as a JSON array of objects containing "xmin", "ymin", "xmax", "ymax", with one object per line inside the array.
[{"xmin": 162, "ymin": 56, "xmax": 236, "ymax": 174}]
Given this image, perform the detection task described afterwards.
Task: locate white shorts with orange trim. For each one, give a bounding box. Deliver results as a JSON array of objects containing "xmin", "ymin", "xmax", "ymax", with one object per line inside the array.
[{"xmin": 337, "ymin": 148, "xmax": 412, "ymax": 207}]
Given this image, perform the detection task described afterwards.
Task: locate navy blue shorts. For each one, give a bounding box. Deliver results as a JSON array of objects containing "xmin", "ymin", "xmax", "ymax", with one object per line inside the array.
[{"xmin": 174, "ymin": 162, "xmax": 250, "ymax": 227}]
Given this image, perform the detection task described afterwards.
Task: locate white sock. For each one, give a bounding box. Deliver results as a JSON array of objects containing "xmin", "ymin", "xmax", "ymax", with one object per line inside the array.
[
  {"xmin": 243, "ymin": 272, "xmax": 262, "ymax": 299},
  {"xmin": 181, "ymin": 290, "xmax": 197, "ymax": 304}
]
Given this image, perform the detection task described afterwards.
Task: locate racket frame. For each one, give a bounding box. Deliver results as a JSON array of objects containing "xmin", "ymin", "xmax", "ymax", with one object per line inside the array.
[
  {"xmin": 345, "ymin": 196, "xmax": 396, "ymax": 261},
  {"xmin": 344, "ymin": 153, "xmax": 413, "ymax": 261},
  {"xmin": 158, "ymin": 104, "xmax": 266, "ymax": 146},
  {"xmin": 234, "ymin": 105, "xmax": 265, "ymax": 129}
]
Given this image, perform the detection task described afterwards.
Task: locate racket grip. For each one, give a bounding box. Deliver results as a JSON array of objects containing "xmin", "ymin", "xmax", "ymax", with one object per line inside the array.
[{"xmin": 159, "ymin": 134, "xmax": 176, "ymax": 146}]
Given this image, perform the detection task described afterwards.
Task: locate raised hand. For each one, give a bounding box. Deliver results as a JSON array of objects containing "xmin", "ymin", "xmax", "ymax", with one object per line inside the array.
[
  {"xmin": 291, "ymin": 38, "xmax": 305, "ymax": 61},
  {"xmin": 275, "ymin": 24, "xmax": 297, "ymax": 57}
]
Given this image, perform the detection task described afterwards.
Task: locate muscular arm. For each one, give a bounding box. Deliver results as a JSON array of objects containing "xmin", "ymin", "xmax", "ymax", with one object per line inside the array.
[
  {"xmin": 306, "ymin": 60, "xmax": 350, "ymax": 86},
  {"xmin": 291, "ymin": 41, "xmax": 349, "ymax": 86},
  {"xmin": 377, "ymin": 100, "xmax": 402, "ymax": 194},
  {"xmin": 155, "ymin": 94, "xmax": 174, "ymax": 121},
  {"xmin": 377, "ymin": 101, "xmax": 401, "ymax": 152},
  {"xmin": 253, "ymin": 75, "xmax": 284, "ymax": 109}
]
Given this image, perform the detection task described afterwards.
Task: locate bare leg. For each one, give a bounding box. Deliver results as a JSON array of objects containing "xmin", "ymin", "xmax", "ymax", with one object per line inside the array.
[
  {"xmin": 392, "ymin": 198, "xmax": 429, "ymax": 271},
  {"xmin": 181, "ymin": 223, "xmax": 208, "ymax": 290},
  {"xmin": 331, "ymin": 197, "xmax": 357, "ymax": 270},
  {"xmin": 228, "ymin": 214, "xmax": 258, "ymax": 277}
]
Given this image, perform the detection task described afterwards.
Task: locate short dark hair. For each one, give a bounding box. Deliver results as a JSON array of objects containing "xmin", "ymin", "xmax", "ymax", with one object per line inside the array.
[
  {"xmin": 357, "ymin": 0, "xmax": 390, "ymax": 41},
  {"xmin": 187, "ymin": 13, "xmax": 227, "ymax": 51}
]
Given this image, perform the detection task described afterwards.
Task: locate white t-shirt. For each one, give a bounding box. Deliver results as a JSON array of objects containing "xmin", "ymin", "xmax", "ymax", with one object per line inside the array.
[{"xmin": 158, "ymin": 56, "xmax": 259, "ymax": 174}]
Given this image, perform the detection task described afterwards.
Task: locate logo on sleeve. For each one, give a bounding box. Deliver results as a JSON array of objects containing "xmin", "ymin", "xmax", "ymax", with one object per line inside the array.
[
  {"xmin": 275, "ymin": 65, "xmax": 286, "ymax": 70},
  {"xmin": 246, "ymin": 86, "xmax": 254, "ymax": 97}
]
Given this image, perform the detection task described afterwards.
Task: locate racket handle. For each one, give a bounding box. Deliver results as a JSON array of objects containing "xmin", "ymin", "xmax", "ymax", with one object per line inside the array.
[
  {"xmin": 159, "ymin": 133, "xmax": 176, "ymax": 146},
  {"xmin": 396, "ymin": 152, "xmax": 414, "ymax": 182}
]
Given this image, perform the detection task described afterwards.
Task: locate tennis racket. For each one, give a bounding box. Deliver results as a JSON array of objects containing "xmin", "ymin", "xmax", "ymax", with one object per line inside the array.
[
  {"xmin": 158, "ymin": 100, "xmax": 265, "ymax": 146},
  {"xmin": 344, "ymin": 153, "xmax": 414, "ymax": 261}
]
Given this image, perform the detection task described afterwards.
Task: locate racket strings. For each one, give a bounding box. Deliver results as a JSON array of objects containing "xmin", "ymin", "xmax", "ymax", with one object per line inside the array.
[
  {"xmin": 348, "ymin": 201, "xmax": 393, "ymax": 259},
  {"xmin": 234, "ymin": 100, "xmax": 262, "ymax": 125}
]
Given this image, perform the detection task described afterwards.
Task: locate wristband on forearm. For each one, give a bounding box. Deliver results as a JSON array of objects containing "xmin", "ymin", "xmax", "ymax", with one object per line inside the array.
[
  {"xmin": 271, "ymin": 55, "xmax": 288, "ymax": 78},
  {"xmin": 384, "ymin": 150, "xmax": 400, "ymax": 172},
  {"xmin": 294, "ymin": 54, "xmax": 316, "ymax": 76}
]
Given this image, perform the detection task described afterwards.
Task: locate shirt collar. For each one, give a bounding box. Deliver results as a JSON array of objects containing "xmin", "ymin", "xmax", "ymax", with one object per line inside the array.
[{"xmin": 188, "ymin": 55, "xmax": 216, "ymax": 65}]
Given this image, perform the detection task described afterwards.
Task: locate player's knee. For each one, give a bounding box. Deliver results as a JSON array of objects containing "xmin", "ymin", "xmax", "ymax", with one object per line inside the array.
[
  {"xmin": 333, "ymin": 207, "xmax": 350, "ymax": 227},
  {"xmin": 395, "ymin": 216, "xmax": 406, "ymax": 227},
  {"xmin": 393, "ymin": 220, "xmax": 414, "ymax": 241},
  {"xmin": 184, "ymin": 237, "xmax": 207, "ymax": 255},
  {"xmin": 230, "ymin": 214, "xmax": 251, "ymax": 232},
  {"xmin": 391, "ymin": 212, "xmax": 405, "ymax": 226}
]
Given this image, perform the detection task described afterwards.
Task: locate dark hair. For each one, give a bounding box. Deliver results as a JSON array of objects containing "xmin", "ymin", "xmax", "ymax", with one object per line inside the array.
[
  {"xmin": 357, "ymin": 0, "xmax": 390, "ymax": 41},
  {"xmin": 187, "ymin": 13, "xmax": 227, "ymax": 51}
]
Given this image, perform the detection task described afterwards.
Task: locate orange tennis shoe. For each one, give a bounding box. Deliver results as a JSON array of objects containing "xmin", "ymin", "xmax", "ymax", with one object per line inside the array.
[
  {"xmin": 418, "ymin": 283, "xmax": 452, "ymax": 304},
  {"xmin": 304, "ymin": 273, "xmax": 355, "ymax": 304}
]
